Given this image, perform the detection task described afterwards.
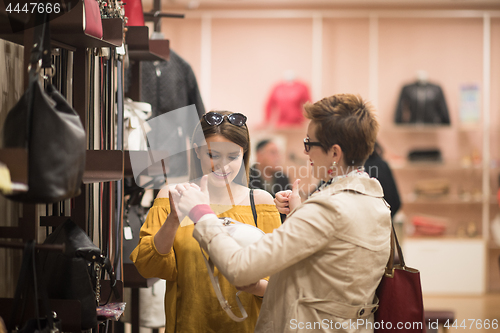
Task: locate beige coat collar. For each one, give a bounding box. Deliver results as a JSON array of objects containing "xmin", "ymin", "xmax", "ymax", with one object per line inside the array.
[{"xmin": 310, "ymin": 175, "xmax": 384, "ymax": 198}]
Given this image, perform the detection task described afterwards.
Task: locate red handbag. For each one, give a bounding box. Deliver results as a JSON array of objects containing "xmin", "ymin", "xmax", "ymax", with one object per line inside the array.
[
  {"xmin": 375, "ymin": 226, "xmax": 426, "ymax": 332},
  {"xmin": 83, "ymin": 0, "xmax": 103, "ymax": 38}
]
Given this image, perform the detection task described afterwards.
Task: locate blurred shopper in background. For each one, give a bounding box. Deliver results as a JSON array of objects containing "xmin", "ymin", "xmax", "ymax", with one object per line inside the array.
[
  {"xmin": 249, "ymin": 139, "xmax": 291, "ymax": 222},
  {"xmin": 364, "ymin": 141, "xmax": 401, "ymax": 218}
]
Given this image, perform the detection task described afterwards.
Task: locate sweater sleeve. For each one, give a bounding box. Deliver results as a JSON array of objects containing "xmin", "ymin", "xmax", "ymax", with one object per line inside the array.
[{"xmin": 129, "ymin": 199, "xmax": 178, "ymax": 281}]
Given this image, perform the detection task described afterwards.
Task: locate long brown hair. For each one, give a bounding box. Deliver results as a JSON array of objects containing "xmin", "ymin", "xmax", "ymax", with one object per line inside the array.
[{"xmin": 189, "ymin": 111, "xmax": 251, "ymax": 186}]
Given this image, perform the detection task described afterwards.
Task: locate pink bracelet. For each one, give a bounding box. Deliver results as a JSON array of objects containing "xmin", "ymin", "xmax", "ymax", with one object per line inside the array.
[{"xmin": 189, "ymin": 204, "xmax": 214, "ymax": 224}]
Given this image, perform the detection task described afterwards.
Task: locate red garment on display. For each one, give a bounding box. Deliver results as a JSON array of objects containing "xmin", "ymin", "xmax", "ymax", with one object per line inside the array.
[{"xmin": 265, "ymin": 80, "xmax": 311, "ymax": 126}]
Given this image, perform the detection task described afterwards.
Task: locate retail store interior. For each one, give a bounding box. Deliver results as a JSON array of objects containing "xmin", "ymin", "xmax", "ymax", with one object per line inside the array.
[{"xmin": 1, "ymin": 0, "xmax": 500, "ymax": 332}]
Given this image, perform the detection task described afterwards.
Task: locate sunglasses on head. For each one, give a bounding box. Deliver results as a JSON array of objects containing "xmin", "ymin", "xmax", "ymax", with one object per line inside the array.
[{"xmin": 203, "ymin": 112, "xmax": 247, "ymax": 127}]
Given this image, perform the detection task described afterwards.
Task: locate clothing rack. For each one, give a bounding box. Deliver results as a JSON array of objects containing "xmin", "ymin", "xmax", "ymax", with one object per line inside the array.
[{"xmin": 143, "ymin": 11, "xmax": 185, "ymax": 19}]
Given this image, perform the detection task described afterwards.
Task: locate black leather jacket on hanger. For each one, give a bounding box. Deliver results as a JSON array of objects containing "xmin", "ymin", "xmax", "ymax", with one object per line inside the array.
[{"xmin": 394, "ymin": 81, "xmax": 450, "ymax": 124}]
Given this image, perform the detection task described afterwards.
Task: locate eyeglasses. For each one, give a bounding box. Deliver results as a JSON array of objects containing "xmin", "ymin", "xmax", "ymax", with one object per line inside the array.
[
  {"xmin": 203, "ymin": 112, "xmax": 247, "ymax": 127},
  {"xmin": 303, "ymin": 137, "xmax": 323, "ymax": 152}
]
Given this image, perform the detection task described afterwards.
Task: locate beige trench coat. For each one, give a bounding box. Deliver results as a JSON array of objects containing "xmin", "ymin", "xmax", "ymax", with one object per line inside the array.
[{"xmin": 193, "ymin": 175, "xmax": 392, "ymax": 332}]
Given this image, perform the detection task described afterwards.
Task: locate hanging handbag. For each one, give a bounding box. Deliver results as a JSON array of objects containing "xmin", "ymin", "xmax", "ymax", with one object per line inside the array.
[
  {"xmin": 375, "ymin": 225, "xmax": 426, "ymax": 333},
  {"xmin": 39, "ymin": 219, "xmax": 118, "ymax": 331},
  {"xmin": 2, "ymin": 11, "xmax": 86, "ymax": 204},
  {"xmin": 8, "ymin": 241, "xmax": 62, "ymax": 333}
]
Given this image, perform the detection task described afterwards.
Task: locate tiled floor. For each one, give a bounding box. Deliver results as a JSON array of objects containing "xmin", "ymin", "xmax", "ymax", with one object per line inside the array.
[{"xmin": 424, "ymin": 293, "xmax": 500, "ymax": 332}]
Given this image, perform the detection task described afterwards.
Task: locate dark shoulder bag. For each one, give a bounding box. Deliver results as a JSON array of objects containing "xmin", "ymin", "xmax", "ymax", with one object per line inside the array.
[
  {"xmin": 39, "ymin": 219, "xmax": 118, "ymax": 331},
  {"xmin": 8, "ymin": 241, "xmax": 62, "ymax": 333},
  {"xmin": 1, "ymin": 11, "xmax": 86, "ymax": 204}
]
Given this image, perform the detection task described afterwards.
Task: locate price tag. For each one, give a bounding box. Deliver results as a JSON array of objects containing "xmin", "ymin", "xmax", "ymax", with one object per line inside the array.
[{"xmin": 124, "ymin": 226, "xmax": 133, "ymax": 240}]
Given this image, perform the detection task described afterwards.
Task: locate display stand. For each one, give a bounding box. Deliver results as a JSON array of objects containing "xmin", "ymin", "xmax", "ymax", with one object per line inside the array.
[{"xmin": 0, "ymin": 3, "xmax": 126, "ymax": 331}]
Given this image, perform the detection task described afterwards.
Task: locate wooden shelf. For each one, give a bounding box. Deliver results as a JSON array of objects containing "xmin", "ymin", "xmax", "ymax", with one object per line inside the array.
[
  {"xmin": 51, "ymin": 2, "xmax": 123, "ymax": 49},
  {"xmin": 125, "ymin": 26, "xmax": 170, "ymax": 61},
  {"xmin": 383, "ymin": 124, "xmax": 465, "ymax": 133},
  {"xmin": 83, "ymin": 150, "xmax": 123, "ymax": 183},
  {"xmin": 0, "ymin": 3, "xmax": 123, "ymax": 48},
  {"xmin": 403, "ymin": 194, "xmax": 484, "ymax": 205},
  {"xmin": 101, "ymin": 18, "xmax": 124, "ymax": 47},
  {"xmin": 390, "ymin": 161, "xmax": 482, "ymax": 171},
  {"xmin": 0, "ymin": 148, "xmax": 28, "ymax": 184}
]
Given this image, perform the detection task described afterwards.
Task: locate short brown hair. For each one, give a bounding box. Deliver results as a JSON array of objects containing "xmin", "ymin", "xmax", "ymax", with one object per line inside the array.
[
  {"xmin": 190, "ymin": 110, "xmax": 250, "ymax": 185},
  {"xmin": 303, "ymin": 94, "xmax": 379, "ymax": 166}
]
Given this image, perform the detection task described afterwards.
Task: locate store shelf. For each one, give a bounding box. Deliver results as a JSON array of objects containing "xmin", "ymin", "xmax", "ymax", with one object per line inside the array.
[
  {"xmin": 390, "ymin": 161, "xmax": 482, "ymax": 171},
  {"xmin": 51, "ymin": 3, "xmax": 124, "ymax": 49},
  {"xmin": 83, "ymin": 150, "xmax": 123, "ymax": 183},
  {"xmin": 101, "ymin": 18, "xmax": 124, "ymax": 47},
  {"xmin": 0, "ymin": 3, "xmax": 124, "ymax": 48},
  {"xmin": 402, "ymin": 193, "xmax": 485, "ymax": 205},
  {"xmin": 383, "ymin": 124, "xmax": 452, "ymax": 133},
  {"xmin": 383, "ymin": 123, "xmax": 481, "ymax": 133},
  {"xmin": 125, "ymin": 26, "xmax": 170, "ymax": 61}
]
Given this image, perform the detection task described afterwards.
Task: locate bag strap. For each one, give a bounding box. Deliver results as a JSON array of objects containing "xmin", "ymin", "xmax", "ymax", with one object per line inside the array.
[
  {"xmin": 249, "ymin": 189, "xmax": 258, "ymax": 227},
  {"xmin": 24, "ymin": 12, "xmax": 52, "ymax": 148},
  {"xmin": 385, "ymin": 222, "xmax": 406, "ymax": 277},
  {"xmin": 30, "ymin": 12, "xmax": 51, "ymax": 69},
  {"xmin": 200, "ymin": 246, "xmax": 249, "ymax": 322}
]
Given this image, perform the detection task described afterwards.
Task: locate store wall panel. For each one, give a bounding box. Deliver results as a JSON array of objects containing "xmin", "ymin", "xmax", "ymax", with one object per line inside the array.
[
  {"xmin": 377, "ymin": 18, "xmax": 483, "ymax": 162},
  {"xmin": 322, "ymin": 18, "xmax": 370, "ymax": 102},
  {"xmin": 160, "ymin": 18, "xmax": 203, "ymax": 83},
  {"xmin": 211, "ymin": 18, "xmax": 313, "ymax": 128},
  {"xmin": 490, "ymin": 18, "xmax": 500, "ymax": 292},
  {"xmin": 490, "ymin": 18, "xmax": 500, "ymax": 173}
]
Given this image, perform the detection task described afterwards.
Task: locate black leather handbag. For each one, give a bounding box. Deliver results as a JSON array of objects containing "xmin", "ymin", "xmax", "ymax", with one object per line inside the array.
[
  {"xmin": 39, "ymin": 219, "xmax": 118, "ymax": 331},
  {"xmin": 8, "ymin": 241, "xmax": 62, "ymax": 333},
  {"xmin": 1, "ymin": 12, "xmax": 86, "ymax": 204}
]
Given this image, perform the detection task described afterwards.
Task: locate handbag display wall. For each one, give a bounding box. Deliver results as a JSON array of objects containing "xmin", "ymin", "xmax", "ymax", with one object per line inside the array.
[{"xmin": 1, "ymin": 15, "xmax": 86, "ymax": 204}]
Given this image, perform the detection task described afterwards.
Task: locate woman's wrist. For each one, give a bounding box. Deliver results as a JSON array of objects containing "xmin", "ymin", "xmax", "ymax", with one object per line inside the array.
[{"xmin": 189, "ymin": 204, "xmax": 215, "ymax": 224}]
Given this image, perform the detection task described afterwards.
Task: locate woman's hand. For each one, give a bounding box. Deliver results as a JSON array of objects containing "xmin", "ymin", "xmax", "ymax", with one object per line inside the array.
[
  {"xmin": 168, "ymin": 183, "xmax": 200, "ymax": 223},
  {"xmin": 274, "ymin": 179, "xmax": 301, "ymax": 215},
  {"xmin": 235, "ymin": 279, "xmax": 268, "ymax": 297},
  {"xmin": 176, "ymin": 175, "xmax": 210, "ymax": 217}
]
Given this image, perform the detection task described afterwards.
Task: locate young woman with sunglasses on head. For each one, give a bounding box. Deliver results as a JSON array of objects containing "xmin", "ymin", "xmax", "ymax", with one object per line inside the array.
[
  {"xmin": 130, "ymin": 111, "xmax": 282, "ymax": 333},
  {"xmin": 174, "ymin": 94, "xmax": 392, "ymax": 333}
]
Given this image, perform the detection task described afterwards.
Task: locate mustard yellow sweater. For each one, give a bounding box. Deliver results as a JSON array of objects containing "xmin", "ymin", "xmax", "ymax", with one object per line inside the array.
[{"xmin": 130, "ymin": 198, "xmax": 281, "ymax": 333}]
